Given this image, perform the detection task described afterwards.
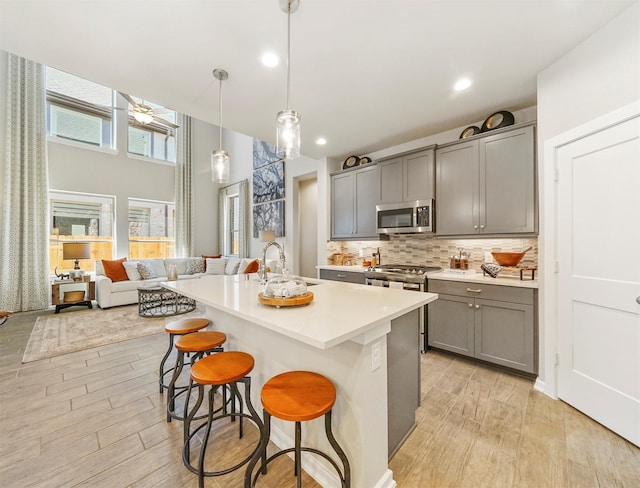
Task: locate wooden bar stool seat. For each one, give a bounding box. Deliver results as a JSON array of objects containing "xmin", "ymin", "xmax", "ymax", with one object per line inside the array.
[
  {"xmin": 158, "ymin": 317, "xmax": 210, "ymax": 394},
  {"xmin": 182, "ymin": 351, "xmax": 264, "ymax": 487},
  {"xmin": 166, "ymin": 331, "xmax": 227, "ymax": 423},
  {"xmin": 246, "ymin": 371, "xmax": 351, "ymax": 488}
]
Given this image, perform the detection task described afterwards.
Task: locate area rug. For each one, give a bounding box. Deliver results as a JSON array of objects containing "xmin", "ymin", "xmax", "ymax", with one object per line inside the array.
[{"xmin": 22, "ymin": 305, "xmax": 204, "ymax": 363}]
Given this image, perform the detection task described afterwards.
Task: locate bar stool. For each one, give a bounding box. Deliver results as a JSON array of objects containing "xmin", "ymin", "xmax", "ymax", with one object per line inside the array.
[
  {"xmin": 158, "ymin": 317, "xmax": 210, "ymax": 393},
  {"xmin": 183, "ymin": 351, "xmax": 264, "ymax": 487},
  {"xmin": 245, "ymin": 371, "xmax": 351, "ymax": 488},
  {"xmin": 166, "ymin": 330, "xmax": 227, "ymax": 422}
]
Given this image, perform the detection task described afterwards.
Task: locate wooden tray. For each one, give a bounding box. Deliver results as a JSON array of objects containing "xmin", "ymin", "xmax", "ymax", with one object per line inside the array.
[{"xmin": 258, "ymin": 291, "xmax": 314, "ymax": 308}]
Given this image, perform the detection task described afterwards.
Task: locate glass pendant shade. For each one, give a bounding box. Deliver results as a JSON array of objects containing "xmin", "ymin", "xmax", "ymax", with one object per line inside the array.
[
  {"xmin": 276, "ymin": 109, "xmax": 300, "ymax": 159},
  {"xmin": 211, "ymin": 149, "xmax": 229, "ymax": 183}
]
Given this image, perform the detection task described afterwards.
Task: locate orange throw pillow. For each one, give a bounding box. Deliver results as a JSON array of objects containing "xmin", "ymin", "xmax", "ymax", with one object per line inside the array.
[
  {"xmin": 243, "ymin": 259, "xmax": 260, "ymax": 274},
  {"xmin": 202, "ymin": 254, "xmax": 222, "ymax": 272},
  {"xmin": 102, "ymin": 258, "xmax": 128, "ymax": 282}
]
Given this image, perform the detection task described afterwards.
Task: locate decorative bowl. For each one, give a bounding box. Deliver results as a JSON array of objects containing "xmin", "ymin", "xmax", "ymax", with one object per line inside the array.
[{"xmin": 491, "ymin": 247, "xmax": 532, "ymax": 267}]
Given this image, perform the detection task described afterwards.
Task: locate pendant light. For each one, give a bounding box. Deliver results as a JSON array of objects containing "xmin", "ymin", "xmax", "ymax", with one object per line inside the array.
[
  {"xmin": 211, "ymin": 68, "xmax": 230, "ymax": 183},
  {"xmin": 276, "ymin": 0, "xmax": 301, "ymax": 160}
]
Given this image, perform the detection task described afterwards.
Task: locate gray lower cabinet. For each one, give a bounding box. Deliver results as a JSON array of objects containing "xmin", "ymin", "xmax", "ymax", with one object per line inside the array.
[
  {"xmin": 331, "ymin": 165, "xmax": 378, "ymax": 239},
  {"xmin": 435, "ymin": 123, "xmax": 536, "ymax": 236},
  {"xmin": 428, "ymin": 279, "xmax": 536, "ymax": 373},
  {"xmin": 319, "ymin": 268, "xmax": 366, "ymax": 284}
]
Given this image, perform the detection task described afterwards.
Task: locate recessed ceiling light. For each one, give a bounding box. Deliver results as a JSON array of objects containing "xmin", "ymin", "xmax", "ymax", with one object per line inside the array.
[
  {"xmin": 454, "ymin": 78, "xmax": 472, "ymax": 91},
  {"xmin": 315, "ymin": 137, "xmax": 327, "ymax": 145},
  {"xmin": 261, "ymin": 52, "xmax": 279, "ymax": 67}
]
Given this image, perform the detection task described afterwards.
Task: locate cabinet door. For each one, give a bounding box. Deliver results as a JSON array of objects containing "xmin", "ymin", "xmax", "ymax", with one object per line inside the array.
[
  {"xmin": 479, "ymin": 125, "xmax": 536, "ymax": 234},
  {"xmin": 435, "ymin": 141, "xmax": 479, "ymax": 235},
  {"xmin": 377, "ymin": 158, "xmax": 403, "ymax": 204},
  {"xmin": 427, "ymin": 293, "xmax": 475, "ymax": 357},
  {"xmin": 404, "ymin": 148, "xmax": 435, "ymax": 202},
  {"xmin": 331, "ymin": 172, "xmax": 355, "ymax": 239},
  {"xmin": 474, "ymin": 298, "xmax": 535, "ymax": 373},
  {"xmin": 354, "ymin": 166, "xmax": 378, "ymax": 237}
]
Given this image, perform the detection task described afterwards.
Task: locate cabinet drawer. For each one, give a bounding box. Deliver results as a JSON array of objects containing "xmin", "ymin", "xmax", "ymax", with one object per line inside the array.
[
  {"xmin": 319, "ymin": 269, "xmax": 365, "ymax": 284},
  {"xmin": 428, "ymin": 279, "xmax": 534, "ymax": 305}
]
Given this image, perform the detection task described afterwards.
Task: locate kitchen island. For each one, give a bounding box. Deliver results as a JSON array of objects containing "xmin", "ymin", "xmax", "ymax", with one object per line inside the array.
[{"xmin": 162, "ymin": 274, "xmax": 437, "ymax": 488}]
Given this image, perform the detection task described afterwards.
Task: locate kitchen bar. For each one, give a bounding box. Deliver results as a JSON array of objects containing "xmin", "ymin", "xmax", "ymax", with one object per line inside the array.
[{"xmin": 162, "ymin": 274, "xmax": 438, "ymax": 488}]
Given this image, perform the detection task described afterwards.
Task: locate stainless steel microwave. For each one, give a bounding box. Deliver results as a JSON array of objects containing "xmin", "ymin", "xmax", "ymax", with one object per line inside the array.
[{"xmin": 376, "ymin": 199, "xmax": 434, "ymax": 234}]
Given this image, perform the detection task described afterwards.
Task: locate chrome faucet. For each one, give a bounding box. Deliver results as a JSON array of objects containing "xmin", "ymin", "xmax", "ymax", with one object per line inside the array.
[{"xmin": 260, "ymin": 240, "xmax": 286, "ymax": 283}]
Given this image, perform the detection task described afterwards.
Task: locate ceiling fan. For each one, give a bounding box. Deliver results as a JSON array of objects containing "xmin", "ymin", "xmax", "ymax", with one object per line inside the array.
[{"xmin": 119, "ymin": 92, "xmax": 179, "ymax": 129}]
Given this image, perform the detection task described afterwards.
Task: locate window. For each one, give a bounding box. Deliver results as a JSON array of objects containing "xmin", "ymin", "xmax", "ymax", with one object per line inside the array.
[
  {"xmin": 49, "ymin": 191, "xmax": 115, "ymax": 274},
  {"xmin": 224, "ymin": 194, "xmax": 240, "ymax": 256},
  {"xmin": 45, "ymin": 67, "xmax": 114, "ymax": 148},
  {"xmin": 126, "ymin": 96, "xmax": 177, "ymax": 163},
  {"xmin": 128, "ymin": 198, "xmax": 175, "ymax": 259}
]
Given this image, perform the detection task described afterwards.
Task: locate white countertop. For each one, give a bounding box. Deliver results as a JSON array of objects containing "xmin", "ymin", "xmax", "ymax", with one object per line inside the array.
[
  {"xmin": 318, "ymin": 265, "xmax": 538, "ymax": 288},
  {"xmin": 429, "ymin": 270, "xmax": 538, "ymax": 288},
  {"xmin": 162, "ymin": 275, "xmax": 437, "ymax": 349}
]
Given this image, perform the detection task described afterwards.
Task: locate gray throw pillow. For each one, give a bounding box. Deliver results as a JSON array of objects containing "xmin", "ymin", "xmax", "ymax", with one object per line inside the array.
[
  {"xmin": 185, "ymin": 258, "xmax": 205, "ymax": 275},
  {"xmin": 137, "ymin": 261, "xmax": 158, "ymax": 280}
]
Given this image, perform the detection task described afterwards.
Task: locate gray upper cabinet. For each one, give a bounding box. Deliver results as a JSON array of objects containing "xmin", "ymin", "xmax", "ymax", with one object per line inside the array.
[
  {"xmin": 331, "ymin": 165, "xmax": 378, "ymax": 240},
  {"xmin": 378, "ymin": 147, "xmax": 435, "ymax": 204},
  {"xmin": 436, "ymin": 124, "xmax": 536, "ymax": 236}
]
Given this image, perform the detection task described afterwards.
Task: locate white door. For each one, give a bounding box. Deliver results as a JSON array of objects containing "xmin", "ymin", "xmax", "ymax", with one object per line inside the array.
[{"xmin": 556, "ymin": 113, "xmax": 640, "ymax": 446}]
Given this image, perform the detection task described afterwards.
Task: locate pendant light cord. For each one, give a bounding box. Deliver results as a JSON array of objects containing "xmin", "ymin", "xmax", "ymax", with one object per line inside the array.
[
  {"xmin": 218, "ymin": 77, "xmax": 223, "ymax": 151},
  {"xmin": 286, "ymin": 2, "xmax": 291, "ymax": 110}
]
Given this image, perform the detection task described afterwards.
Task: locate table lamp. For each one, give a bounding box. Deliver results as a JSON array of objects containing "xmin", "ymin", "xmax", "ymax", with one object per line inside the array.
[{"xmin": 63, "ymin": 242, "xmax": 91, "ymax": 280}]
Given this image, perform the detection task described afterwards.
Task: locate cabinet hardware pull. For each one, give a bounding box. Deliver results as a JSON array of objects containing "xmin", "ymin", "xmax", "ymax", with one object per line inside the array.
[
  {"xmin": 474, "ymin": 225, "xmax": 478, "ymax": 229},
  {"xmin": 466, "ymin": 288, "xmax": 482, "ymax": 293},
  {"xmin": 468, "ymin": 303, "xmax": 473, "ymax": 308},
  {"xmin": 480, "ymin": 224, "xmax": 485, "ymax": 229},
  {"xmin": 337, "ymin": 273, "xmax": 346, "ymax": 278},
  {"xmin": 475, "ymin": 304, "xmax": 480, "ymax": 309},
  {"xmin": 636, "ymin": 296, "xmax": 640, "ymax": 305}
]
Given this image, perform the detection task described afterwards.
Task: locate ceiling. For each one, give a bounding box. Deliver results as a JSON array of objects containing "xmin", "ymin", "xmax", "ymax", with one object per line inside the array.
[{"xmin": 0, "ymin": 0, "xmax": 634, "ymax": 161}]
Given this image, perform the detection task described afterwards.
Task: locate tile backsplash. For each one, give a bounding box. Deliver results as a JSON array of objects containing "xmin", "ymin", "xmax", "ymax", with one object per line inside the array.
[{"xmin": 327, "ymin": 235, "xmax": 538, "ymax": 272}]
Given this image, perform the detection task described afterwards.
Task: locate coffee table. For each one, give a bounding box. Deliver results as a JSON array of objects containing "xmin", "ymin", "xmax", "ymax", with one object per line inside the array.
[{"xmin": 138, "ymin": 285, "xmax": 196, "ymax": 317}]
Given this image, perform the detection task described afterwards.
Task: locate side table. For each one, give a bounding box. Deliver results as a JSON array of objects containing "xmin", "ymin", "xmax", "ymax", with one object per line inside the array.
[{"xmin": 52, "ymin": 279, "xmax": 95, "ymax": 314}]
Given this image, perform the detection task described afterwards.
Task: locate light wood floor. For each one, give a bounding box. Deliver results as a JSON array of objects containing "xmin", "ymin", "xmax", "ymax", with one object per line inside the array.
[{"xmin": 1, "ymin": 308, "xmax": 638, "ymax": 487}]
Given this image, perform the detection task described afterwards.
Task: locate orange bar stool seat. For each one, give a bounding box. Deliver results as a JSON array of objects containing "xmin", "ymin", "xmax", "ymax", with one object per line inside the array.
[
  {"xmin": 245, "ymin": 371, "xmax": 351, "ymax": 488},
  {"xmin": 158, "ymin": 317, "xmax": 210, "ymax": 394},
  {"xmin": 182, "ymin": 351, "xmax": 264, "ymax": 487},
  {"xmin": 166, "ymin": 330, "xmax": 227, "ymax": 422}
]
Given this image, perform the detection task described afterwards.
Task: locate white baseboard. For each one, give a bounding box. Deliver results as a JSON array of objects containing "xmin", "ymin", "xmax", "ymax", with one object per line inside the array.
[
  {"xmin": 534, "ymin": 377, "xmax": 559, "ymax": 399},
  {"xmin": 373, "ymin": 469, "xmax": 397, "ymax": 488},
  {"xmin": 533, "ymin": 378, "xmax": 546, "ymax": 393},
  {"xmin": 269, "ymin": 424, "xmax": 397, "ymax": 488}
]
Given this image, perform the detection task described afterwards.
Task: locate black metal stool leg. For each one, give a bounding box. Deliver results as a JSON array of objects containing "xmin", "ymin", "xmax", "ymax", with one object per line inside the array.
[
  {"xmin": 325, "ymin": 410, "xmax": 351, "ymax": 488},
  {"xmin": 158, "ymin": 333, "xmax": 176, "ymax": 393},
  {"xmin": 167, "ymin": 350, "xmax": 185, "ymax": 422},
  {"xmin": 197, "ymin": 386, "xmax": 217, "ymax": 488},
  {"xmin": 295, "ymin": 421, "xmax": 302, "ymax": 488}
]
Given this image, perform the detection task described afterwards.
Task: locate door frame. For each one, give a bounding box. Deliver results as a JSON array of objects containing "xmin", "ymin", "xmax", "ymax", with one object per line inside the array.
[{"xmin": 540, "ymin": 100, "xmax": 640, "ymax": 399}]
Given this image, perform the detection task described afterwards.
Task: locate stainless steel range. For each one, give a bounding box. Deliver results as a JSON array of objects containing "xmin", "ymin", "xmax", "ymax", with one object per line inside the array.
[{"xmin": 364, "ymin": 264, "xmax": 441, "ymax": 352}]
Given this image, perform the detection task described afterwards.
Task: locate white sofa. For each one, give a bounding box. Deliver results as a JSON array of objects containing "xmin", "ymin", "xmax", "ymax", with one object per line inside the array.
[{"xmin": 95, "ymin": 256, "xmax": 261, "ymax": 309}]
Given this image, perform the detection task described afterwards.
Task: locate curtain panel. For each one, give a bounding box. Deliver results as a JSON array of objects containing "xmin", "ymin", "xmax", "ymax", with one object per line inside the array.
[
  {"xmin": 0, "ymin": 54, "xmax": 51, "ymax": 311},
  {"xmin": 174, "ymin": 114, "xmax": 193, "ymax": 257}
]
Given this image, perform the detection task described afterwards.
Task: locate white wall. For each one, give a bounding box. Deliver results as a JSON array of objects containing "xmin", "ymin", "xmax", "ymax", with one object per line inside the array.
[
  {"xmin": 224, "ymin": 129, "xmax": 328, "ymax": 275},
  {"xmin": 537, "ymin": 1, "xmax": 640, "ymax": 394}
]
